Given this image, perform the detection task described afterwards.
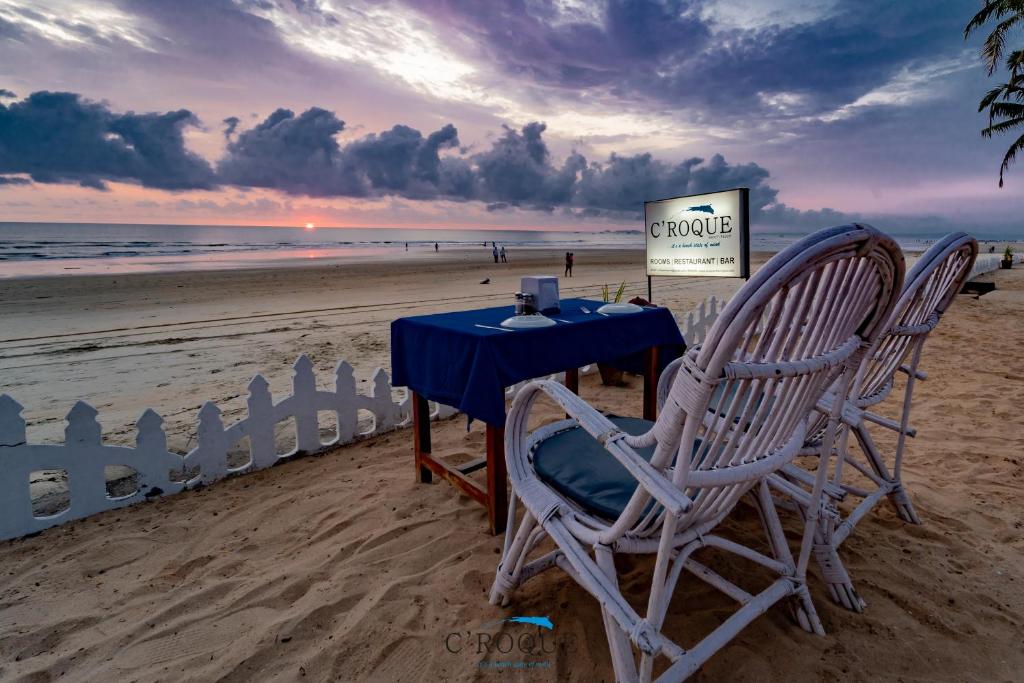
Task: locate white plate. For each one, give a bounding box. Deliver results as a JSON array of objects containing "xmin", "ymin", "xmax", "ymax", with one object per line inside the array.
[
  {"xmin": 500, "ymin": 315, "xmax": 557, "ymax": 329},
  {"xmin": 597, "ymin": 302, "xmax": 643, "ymax": 315}
]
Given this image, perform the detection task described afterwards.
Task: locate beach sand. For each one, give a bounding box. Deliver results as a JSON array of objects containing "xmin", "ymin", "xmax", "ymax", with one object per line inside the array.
[
  {"xmin": 0, "ymin": 248, "xmax": 756, "ymax": 449},
  {"xmin": 0, "ymin": 251, "xmax": 1022, "ymax": 680}
]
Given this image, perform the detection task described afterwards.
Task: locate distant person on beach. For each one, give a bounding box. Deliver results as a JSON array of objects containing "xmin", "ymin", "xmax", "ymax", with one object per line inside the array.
[
  {"xmin": 405, "ymin": 242, "xmax": 408, "ymax": 251},
  {"xmin": 564, "ymin": 251, "xmax": 574, "ymax": 277},
  {"xmin": 500, "ymin": 245, "xmax": 507, "ymax": 263},
  {"xmin": 434, "ymin": 242, "xmax": 438, "ymax": 252},
  {"xmin": 492, "ymin": 245, "xmax": 499, "ymax": 263}
]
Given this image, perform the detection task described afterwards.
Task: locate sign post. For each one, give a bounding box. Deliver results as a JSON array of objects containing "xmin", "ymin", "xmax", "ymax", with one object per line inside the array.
[{"xmin": 645, "ymin": 188, "xmax": 750, "ymax": 301}]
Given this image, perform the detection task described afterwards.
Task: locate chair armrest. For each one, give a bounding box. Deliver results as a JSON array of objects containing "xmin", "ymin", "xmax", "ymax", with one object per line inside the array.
[
  {"xmin": 898, "ymin": 364, "xmax": 927, "ymax": 380},
  {"xmin": 513, "ymin": 379, "xmax": 693, "ymax": 516},
  {"xmin": 657, "ymin": 356, "xmax": 685, "ymax": 412}
]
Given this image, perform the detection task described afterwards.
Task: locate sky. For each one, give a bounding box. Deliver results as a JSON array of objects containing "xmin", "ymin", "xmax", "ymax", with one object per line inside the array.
[{"xmin": 0, "ymin": 0, "xmax": 1020, "ymax": 235}]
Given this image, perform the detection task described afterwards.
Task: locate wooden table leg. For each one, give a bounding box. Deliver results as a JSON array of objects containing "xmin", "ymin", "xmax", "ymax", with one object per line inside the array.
[
  {"xmin": 412, "ymin": 391, "xmax": 432, "ymax": 483},
  {"xmin": 564, "ymin": 367, "xmax": 579, "ymax": 394},
  {"xmin": 643, "ymin": 346, "xmax": 659, "ymax": 421},
  {"xmin": 486, "ymin": 424, "xmax": 508, "ymax": 535}
]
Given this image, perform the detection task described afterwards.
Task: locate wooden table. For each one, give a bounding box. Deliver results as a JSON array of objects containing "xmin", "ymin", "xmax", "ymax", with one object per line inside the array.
[{"xmin": 412, "ymin": 347, "xmax": 661, "ymax": 534}]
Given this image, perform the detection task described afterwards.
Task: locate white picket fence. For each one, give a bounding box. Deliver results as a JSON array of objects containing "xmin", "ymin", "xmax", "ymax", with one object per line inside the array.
[
  {"xmin": 676, "ymin": 295, "xmax": 730, "ymax": 346},
  {"xmin": 969, "ymin": 252, "xmax": 1021, "ymax": 279},
  {"xmin": 0, "ymin": 357, "xmax": 464, "ymax": 541},
  {"xmin": 0, "ymin": 353, "xmax": 603, "ymax": 542}
]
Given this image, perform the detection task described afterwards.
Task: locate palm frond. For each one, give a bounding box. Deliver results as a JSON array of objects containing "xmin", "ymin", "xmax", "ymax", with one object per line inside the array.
[
  {"xmin": 982, "ymin": 115, "xmax": 1024, "ymax": 137},
  {"xmin": 988, "ymin": 101, "xmax": 1024, "ymax": 118},
  {"xmin": 965, "ymin": 0, "xmax": 1005, "ymax": 39},
  {"xmin": 1008, "ymin": 48, "xmax": 1024, "ymax": 74},
  {"xmin": 997, "ymin": 131, "xmax": 1024, "ymax": 186},
  {"xmin": 965, "ymin": 1, "xmax": 1024, "ymax": 73},
  {"xmin": 980, "ymin": 85, "xmax": 1008, "ymax": 111}
]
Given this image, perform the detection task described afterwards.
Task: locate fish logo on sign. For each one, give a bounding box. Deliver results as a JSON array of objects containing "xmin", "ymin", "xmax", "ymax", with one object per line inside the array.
[
  {"xmin": 481, "ymin": 616, "xmax": 554, "ymax": 630},
  {"xmin": 673, "ymin": 203, "xmax": 715, "ymax": 218}
]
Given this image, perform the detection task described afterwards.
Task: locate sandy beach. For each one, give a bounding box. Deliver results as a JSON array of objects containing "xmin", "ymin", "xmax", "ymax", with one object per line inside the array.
[
  {"xmin": 1, "ymin": 250, "xmax": 1023, "ymax": 681},
  {"xmin": 0, "ymin": 248, "xmax": 759, "ymax": 448}
]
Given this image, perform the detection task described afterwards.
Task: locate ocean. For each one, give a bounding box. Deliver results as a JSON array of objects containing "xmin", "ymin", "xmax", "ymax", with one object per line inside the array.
[{"xmin": 0, "ymin": 222, "xmax": 1009, "ymax": 278}]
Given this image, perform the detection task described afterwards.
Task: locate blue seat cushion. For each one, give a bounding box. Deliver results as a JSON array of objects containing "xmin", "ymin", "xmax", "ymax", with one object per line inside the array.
[{"xmin": 532, "ymin": 416, "xmax": 661, "ymax": 520}]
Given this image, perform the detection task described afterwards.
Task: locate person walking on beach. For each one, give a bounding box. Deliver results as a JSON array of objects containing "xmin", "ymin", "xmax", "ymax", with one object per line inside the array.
[
  {"xmin": 500, "ymin": 245, "xmax": 507, "ymax": 263},
  {"xmin": 492, "ymin": 245, "xmax": 499, "ymax": 263},
  {"xmin": 564, "ymin": 251, "xmax": 574, "ymax": 277},
  {"xmin": 434, "ymin": 242, "xmax": 438, "ymax": 252}
]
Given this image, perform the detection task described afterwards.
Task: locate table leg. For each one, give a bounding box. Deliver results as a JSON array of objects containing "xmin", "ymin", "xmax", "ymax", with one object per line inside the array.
[
  {"xmin": 412, "ymin": 391, "xmax": 432, "ymax": 483},
  {"xmin": 486, "ymin": 424, "xmax": 508, "ymax": 535},
  {"xmin": 643, "ymin": 346, "xmax": 660, "ymax": 421},
  {"xmin": 564, "ymin": 367, "xmax": 579, "ymax": 394}
]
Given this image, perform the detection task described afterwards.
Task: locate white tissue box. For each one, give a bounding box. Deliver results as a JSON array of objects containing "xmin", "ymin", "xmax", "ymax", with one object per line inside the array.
[{"xmin": 521, "ymin": 275, "xmax": 560, "ymax": 314}]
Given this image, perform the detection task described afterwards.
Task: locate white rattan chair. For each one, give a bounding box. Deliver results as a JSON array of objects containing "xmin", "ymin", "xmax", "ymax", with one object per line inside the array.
[
  {"xmin": 768, "ymin": 231, "xmax": 978, "ymax": 612},
  {"xmin": 489, "ymin": 224, "xmax": 903, "ymax": 682}
]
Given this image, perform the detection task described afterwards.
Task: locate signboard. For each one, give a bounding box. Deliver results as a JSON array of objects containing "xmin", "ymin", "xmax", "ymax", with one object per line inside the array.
[{"xmin": 645, "ymin": 188, "xmax": 750, "ymax": 279}]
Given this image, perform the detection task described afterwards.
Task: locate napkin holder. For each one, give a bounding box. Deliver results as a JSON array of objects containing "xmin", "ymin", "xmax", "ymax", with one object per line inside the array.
[{"xmin": 521, "ymin": 276, "xmax": 560, "ymax": 314}]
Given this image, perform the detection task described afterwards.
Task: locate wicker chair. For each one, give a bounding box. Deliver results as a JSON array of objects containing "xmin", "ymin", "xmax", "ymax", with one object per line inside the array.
[
  {"xmin": 769, "ymin": 231, "xmax": 978, "ymax": 612},
  {"xmin": 489, "ymin": 224, "xmax": 903, "ymax": 682}
]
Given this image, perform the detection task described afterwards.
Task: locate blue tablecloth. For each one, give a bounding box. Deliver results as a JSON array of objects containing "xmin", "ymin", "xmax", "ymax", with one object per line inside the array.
[{"xmin": 391, "ymin": 298, "xmax": 685, "ymax": 426}]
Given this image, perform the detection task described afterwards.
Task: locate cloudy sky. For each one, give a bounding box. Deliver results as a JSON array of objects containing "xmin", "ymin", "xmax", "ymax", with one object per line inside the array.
[{"xmin": 0, "ymin": 0, "xmax": 1019, "ymax": 234}]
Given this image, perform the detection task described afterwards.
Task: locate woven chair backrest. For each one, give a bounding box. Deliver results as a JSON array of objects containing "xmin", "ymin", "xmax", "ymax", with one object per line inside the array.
[
  {"xmin": 649, "ymin": 225, "xmax": 903, "ymax": 526},
  {"xmin": 854, "ymin": 232, "xmax": 977, "ymax": 405}
]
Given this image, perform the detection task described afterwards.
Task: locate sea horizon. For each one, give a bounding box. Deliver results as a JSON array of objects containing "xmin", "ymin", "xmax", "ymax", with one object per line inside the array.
[{"xmin": 2, "ymin": 220, "xmax": 1019, "ymax": 279}]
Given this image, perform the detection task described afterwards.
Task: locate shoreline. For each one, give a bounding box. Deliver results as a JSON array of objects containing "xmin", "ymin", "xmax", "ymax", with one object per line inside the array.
[{"xmin": 5, "ymin": 232, "xmax": 1020, "ymax": 280}]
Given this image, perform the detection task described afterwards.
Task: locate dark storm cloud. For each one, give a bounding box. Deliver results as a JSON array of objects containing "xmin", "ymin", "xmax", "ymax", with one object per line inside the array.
[
  {"xmin": 0, "ymin": 89, "xmax": 16, "ymax": 98},
  {"xmin": 0, "ymin": 89, "xmax": 831, "ymax": 221},
  {"xmin": 217, "ymin": 107, "xmax": 474, "ymax": 200},
  {"xmin": 0, "ymin": 91, "xmax": 216, "ymax": 190},
  {"xmin": 217, "ymin": 107, "xmax": 362, "ymax": 196},
  {"xmin": 0, "ymin": 175, "xmax": 30, "ymax": 186},
  {"xmin": 404, "ymin": 0, "xmax": 972, "ymax": 119},
  {"xmin": 217, "ymin": 106, "xmax": 786, "ymax": 218}
]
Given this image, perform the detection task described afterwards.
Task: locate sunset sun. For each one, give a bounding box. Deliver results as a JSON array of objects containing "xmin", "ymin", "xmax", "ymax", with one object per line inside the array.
[{"xmin": 304, "ymin": 222, "xmax": 315, "ymax": 230}]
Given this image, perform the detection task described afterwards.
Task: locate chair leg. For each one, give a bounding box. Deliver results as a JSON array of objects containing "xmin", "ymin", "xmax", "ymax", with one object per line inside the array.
[
  {"xmin": 889, "ymin": 339, "xmax": 924, "ymax": 526},
  {"xmin": 489, "ymin": 506, "xmax": 536, "ymax": 607},
  {"xmin": 753, "ymin": 482, "xmax": 825, "ymax": 634},
  {"xmin": 888, "ymin": 483, "xmax": 922, "ymax": 525},
  {"xmin": 815, "ymin": 511, "xmax": 864, "ymax": 614},
  {"xmin": 594, "ymin": 544, "xmax": 640, "ymax": 683},
  {"xmin": 855, "ymin": 423, "xmax": 921, "ymax": 525}
]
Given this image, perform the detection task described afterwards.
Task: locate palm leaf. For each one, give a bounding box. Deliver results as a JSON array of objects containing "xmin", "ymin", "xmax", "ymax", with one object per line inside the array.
[
  {"xmin": 989, "ymin": 101, "xmax": 1024, "ymax": 118},
  {"xmin": 982, "ymin": 13, "xmax": 1024, "ymax": 73},
  {"xmin": 997, "ymin": 131, "xmax": 1024, "ymax": 186},
  {"xmin": 1008, "ymin": 48, "xmax": 1024, "ymax": 74},
  {"xmin": 981, "ymin": 115, "xmax": 1024, "ymax": 137},
  {"xmin": 965, "ymin": 0, "xmax": 1024, "ymax": 74},
  {"xmin": 980, "ymin": 85, "xmax": 1007, "ymax": 111},
  {"xmin": 965, "ymin": 0, "xmax": 1006, "ymax": 38}
]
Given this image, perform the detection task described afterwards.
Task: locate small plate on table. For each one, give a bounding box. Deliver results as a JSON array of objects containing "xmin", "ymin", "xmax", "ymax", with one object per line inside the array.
[
  {"xmin": 596, "ymin": 302, "xmax": 644, "ymax": 315},
  {"xmin": 500, "ymin": 315, "xmax": 557, "ymax": 329}
]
